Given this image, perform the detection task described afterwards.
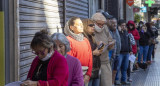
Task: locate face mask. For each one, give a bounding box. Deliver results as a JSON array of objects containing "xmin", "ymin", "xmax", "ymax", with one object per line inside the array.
[
  {"xmin": 94, "ymin": 24, "xmax": 104, "ymax": 32},
  {"xmin": 141, "ymin": 29, "xmax": 144, "ymax": 33},
  {"xmin": 41, "ymin": 51, "xmax": 53, "ymax": 61},
  {"xmin": 140, "ymin": 24, "xmax": 142, "ymax": 27}
]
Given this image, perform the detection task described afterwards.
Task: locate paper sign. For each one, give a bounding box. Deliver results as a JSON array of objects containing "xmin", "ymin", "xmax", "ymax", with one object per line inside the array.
[
  {"xmin": 129, "ymin": 54, "xmax": 136, "ymax": 63},
  {"xmin": 5, "ymin": 81, "xmax": 23, "ymax": 86}
]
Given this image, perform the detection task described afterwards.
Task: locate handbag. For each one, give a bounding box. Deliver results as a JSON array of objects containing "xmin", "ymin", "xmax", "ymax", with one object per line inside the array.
[{"xmin": 90, "ymin": 69, "xmax": 100, "ymax": 79}]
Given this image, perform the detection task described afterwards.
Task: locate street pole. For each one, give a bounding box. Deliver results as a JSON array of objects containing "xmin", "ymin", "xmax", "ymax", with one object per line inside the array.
[{"xmin": 0, "ymin": 0, "xmax": 5, "ymax": 85}]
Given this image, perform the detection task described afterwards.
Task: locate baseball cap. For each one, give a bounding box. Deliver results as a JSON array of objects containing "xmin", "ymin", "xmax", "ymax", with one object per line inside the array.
[{"xmin": 102, "ymin": 12, "xmax": 113, "ymax": 19}]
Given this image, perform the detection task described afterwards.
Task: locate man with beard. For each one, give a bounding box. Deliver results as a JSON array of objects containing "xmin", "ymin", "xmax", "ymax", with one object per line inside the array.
[
  {"xmin": 107, "ymin": 18, "xmax": 121, "ymax": 85},
  {"xmin": 92, "ymin": 12, "xmax": 115, "ymax": 86}
]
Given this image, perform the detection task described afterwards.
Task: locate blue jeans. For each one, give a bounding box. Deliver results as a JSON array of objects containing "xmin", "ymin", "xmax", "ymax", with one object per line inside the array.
[
  {"xmin": 112, "ymin": 55, "xmax": 119, "ymax": 71},
  {"xmin": 109, "ymin": 50, "xmax": 114, "ymax": 60},
  {"xmin": 88, "ymin": 78, "xmax": 100, "ymax": 86},
  {"xmin": 115, "ymin": 53, "xmax": 129, "ymax": 82},
  {"xmin": 147, "ymin": 44, "xmax": 154, "ymax": 61},
  {"xmin": 138, "ymin": 45, "xmax": 149, "ymax": 63}
]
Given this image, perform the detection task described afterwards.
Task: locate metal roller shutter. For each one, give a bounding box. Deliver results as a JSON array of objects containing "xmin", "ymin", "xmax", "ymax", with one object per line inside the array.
[
  {"xmin": 19, "ymin": 0, "xmax": 64, "ymax": 81},
  {"xmin": 65, "ymin": 0, "xmax": 89, "ymax": 22}
]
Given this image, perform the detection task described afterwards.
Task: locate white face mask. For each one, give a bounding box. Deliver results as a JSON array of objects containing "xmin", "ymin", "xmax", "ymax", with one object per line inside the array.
[
  {"xmin": 41, "ymin": 51, "xmax": 53, "ymax": 61},
  {"xmin": 94, "ymin": 24, "xmax": 104, "ymax": 32}
]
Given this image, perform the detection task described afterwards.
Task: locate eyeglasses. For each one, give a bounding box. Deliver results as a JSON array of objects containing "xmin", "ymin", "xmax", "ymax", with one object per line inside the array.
[
  {"xmin": 32, "ymin": 48, "xmax": 46, "ymax": 55},
  {"xmin": 88, "ymin": 24, "xmax": 95, "ymax": 27},
  {"xmin": 96, "ymin": 22, "xmax": 105, "ymax": 27}
]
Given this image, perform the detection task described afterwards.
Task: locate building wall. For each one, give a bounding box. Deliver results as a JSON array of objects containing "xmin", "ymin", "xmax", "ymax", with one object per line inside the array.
[
  {"xmin": 106, "ymin": 0, "xmax": 119, "ymax": 20},
  {"xmin": 2, "ymin": 0, "xmax": 90, "ymax": 82},
  {"xmin": 65, "ymin": 0, "xmax": 89, "ymax": 22},
  {"xmin": 126, "ymin": 5, "xmax": 134, "ymax": 22},
  {"xmin": 119, "ymin": 0, "xmax": 124, "ymax": 19},
  {"xmin": 18, "ymin": 0, "xmax": 64, "ymax": 81}
]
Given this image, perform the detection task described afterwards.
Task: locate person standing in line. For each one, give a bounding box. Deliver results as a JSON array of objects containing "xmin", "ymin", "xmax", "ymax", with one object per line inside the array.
[
  {"xmin": 51, "ymin": 33, "xmax": 84, "ymax": 86},
  {"xmin": 82, "ymin": 19, "xmax": 103, "ymax": 86},
  {"xmin": 116, "ymin": 19, "xmax": 132, "ymax": 85},
  {"xmin": 138, "ymin": 25, "xmax": 150, "ymax": 64},
  {"xmin": 64, "ymin": 17, "xmax": 93, "ymax": 86},
  {"xmin": 92, "ymin": 12, "xmax": 115, "ymax": 86},
  {"xmin": 146, "ymin": 22, "xmax": 158, "ymax": 64},
  {"xmin": 21, "ymin": 29, "xmax": 69, "ymax": 86},
  {"xmin": 107, "ymin": 18, "xmax": 121, "ymax": 86},
  {"xmin": 127, "ymin": 20, "xmax": 140, "ymax": 55}
]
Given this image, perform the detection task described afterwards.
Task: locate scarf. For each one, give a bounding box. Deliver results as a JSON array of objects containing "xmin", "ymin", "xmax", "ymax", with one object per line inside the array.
[{"xmin": 64, "ymin": 20, "xmax": 84, "ymax": 41}]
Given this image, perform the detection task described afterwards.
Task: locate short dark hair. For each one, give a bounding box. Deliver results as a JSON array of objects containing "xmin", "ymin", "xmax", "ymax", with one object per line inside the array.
[
  {"xmin": 31, "ymin": 29, "xmax": 54, "ymax": 50},
  {"xmin": 68, "ymin": 17, "xmax": 80, "ymax": 26},
  {"xmin": 118, "ymin": 19, "xmax": 126, "ymax": 25}
]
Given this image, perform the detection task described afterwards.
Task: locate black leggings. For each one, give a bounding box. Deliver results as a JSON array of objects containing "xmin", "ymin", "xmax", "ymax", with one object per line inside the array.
[{"xmin": 152, "ymin": 44, "xmax": 155, "ymax": 59}]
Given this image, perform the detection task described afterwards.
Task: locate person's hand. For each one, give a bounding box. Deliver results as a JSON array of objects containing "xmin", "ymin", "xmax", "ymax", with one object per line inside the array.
[
  {"xmin": 144, "ymin": 29, "xmax": 147, "ymax": 32},
  {"xmin": 118, "ymin": 26, "xmax": 121, "ymax": 31},
  {"xmin": 21, "ymin": 80, "xmax": 38, "ymax": 86},
  {"xmin": 84, "ymin": 75, "xmax": 90, "ymax": 83},
  {"xmin": 93, "ymin": 48, "xmax": 103, "ymax": 56},
  {"xmin": 107, "ymin": 40, "xmax": 115, "ymax": 50},
  {"xmin": 130, "ymin": 52, "xmax": 133, "ymax": 55}
]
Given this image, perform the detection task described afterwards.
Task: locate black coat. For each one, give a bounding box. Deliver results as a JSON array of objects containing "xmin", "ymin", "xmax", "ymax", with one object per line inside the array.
[
  {"xmin": 119, "ymin": 30, "xmax": 132, "ymax": 53},
  {"xmin": 139, "ymin": 31, "xmax": 150, "ymax": 46}
]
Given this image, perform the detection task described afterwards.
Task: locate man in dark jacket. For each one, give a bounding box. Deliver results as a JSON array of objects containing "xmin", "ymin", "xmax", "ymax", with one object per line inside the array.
[{"xmin": 115, "ymin": 19, "xmax": 132, "ymax": 85}]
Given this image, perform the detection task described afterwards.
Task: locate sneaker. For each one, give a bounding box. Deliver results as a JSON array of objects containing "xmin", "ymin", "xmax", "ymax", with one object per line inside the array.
[
  {"xmin": 127, "ymin": 78, "xmax": 132, "ymax": 82},
  {"xmin": 115, "ymin": 80, "xmax": 121, "ymax": 85},
  {"xmin": 121, "ymin": 81, "xmax": 130, "ymax": 85}
]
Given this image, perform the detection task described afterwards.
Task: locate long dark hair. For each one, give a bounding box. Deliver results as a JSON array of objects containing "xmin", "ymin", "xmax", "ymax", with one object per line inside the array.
[{"xmin": 82, "ymin": 19, "xmax": 96, "ymax": 43}]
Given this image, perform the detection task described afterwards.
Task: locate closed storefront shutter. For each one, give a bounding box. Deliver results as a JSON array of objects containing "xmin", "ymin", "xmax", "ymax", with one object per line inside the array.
[
  {"xmin": 19, "ymin": 0, "xmax": 64, "ymax": 81},
  {"xmin": 106, "ymin": 0, "xmax": 119, "ymax": 19},
  {"xmin": 65, "ymin": 0, "xmax": 89, "ymax": 22}
]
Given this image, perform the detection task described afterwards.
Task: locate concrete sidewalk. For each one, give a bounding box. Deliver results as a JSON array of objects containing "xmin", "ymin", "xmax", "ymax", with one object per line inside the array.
[{"xmin": 131, "ymin": 36, "xmax": 160, "ymax": 86}]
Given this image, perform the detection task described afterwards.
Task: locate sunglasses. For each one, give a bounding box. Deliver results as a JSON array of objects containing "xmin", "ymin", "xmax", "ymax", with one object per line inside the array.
[
  {"xmin": 32, "ymin": 48, "xmax": 46, "ymax": 55},
  {"xmin": 88, "ymin": 24, "xmax": 95, "ymax": 27}
]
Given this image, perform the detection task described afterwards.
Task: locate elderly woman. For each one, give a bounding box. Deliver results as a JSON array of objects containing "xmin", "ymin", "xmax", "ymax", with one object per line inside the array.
[
  {"xmin": 91, "ymin": 12, "xmax": 115, "ymax": 86},
  {"xmin": 21, "ymin": 29, "xmax": 69, "ymax": 86},
  {"xmin": 51, "ymin": 33, "xmax": 84, "ymax": 86},
  {"xmin": 82, "ymin": 19, "xmax": 102, "ymax": 86},
  {"xmin": 64, "ymin": 17, "xmax": 93, "ymax": 85}
]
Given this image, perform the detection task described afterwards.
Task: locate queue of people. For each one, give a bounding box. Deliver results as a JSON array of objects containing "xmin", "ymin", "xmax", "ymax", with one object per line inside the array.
[{"xmin": 19, "ymin": 11, "xmax": 158, "ymax": 86}]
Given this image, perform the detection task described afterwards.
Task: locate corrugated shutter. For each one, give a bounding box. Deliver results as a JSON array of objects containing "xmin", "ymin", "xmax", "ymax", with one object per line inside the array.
[
  {"xmin": 65, "ymin": 0, "xmax": 89, "ymax": 22},
  {"xmin": 106, "ymin": 0, "xmax": 119, "ymax": 19},
  {"xmin": 19, "ymin": 0, "xmax": 64, "ymax": 81}
]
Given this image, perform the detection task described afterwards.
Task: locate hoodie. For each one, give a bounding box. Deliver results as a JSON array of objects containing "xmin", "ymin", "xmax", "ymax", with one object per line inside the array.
[{"xmin": 127, "ymin": 20, "xmax": 140, "ymax": 54}]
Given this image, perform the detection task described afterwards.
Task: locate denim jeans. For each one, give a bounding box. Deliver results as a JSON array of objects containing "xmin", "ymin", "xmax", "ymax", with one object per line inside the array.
[
  {"xmin": 112, "ymin": 55, "xmax": 119, "ymax": 71},
  {"xmin": 138, "ymin": 45, "xmax": 149, "ymax": 63},
  {"xmin": 115, "ymin": 53, "xmax": 129, "ymax": 82},
  {"xmin": 147, "ymin": 44, "xmax": 154, "ymax": 61},
  {"xmin": 88, "ymin": 78, "xmax": 100, "ymax": 86},
  {"xmin": 109, "ymin": 50, "xmax": 114, "ymax": 60}
]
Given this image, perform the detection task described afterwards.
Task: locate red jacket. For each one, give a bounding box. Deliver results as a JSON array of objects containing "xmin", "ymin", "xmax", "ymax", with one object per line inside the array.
[
  {"xmin": 67, "ymin": 36, "xmax": 93, "ymax": 77},
  {"xmin": 27, "ymin": 51, "xmax": 69, "ymax": 86},
  {"xmin": 127, "ymin": 20, "xmax": 140, "ymax": 54}
]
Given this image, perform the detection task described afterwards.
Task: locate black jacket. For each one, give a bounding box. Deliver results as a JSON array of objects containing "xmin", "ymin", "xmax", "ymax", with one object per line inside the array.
[
  {"xmin": 139, "ymin": 31, "xmax": 150, "ymax": 46},
  {"xmin": 119, "ymin": 30, "xmax": 132, "ymax": 53}
]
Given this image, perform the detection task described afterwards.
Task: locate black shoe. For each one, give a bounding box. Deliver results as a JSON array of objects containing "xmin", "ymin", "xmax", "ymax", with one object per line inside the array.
[{"xmin": 121, "ymin": 81, "xmax": 130, "ymax": 85}]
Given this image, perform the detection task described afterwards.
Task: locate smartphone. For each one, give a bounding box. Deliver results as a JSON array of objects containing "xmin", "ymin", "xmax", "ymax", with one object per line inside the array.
[{"xmin": 98, "ymin": 43, "xmax": 104, "ymax": 50}]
